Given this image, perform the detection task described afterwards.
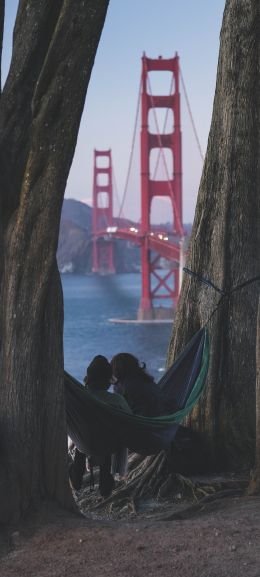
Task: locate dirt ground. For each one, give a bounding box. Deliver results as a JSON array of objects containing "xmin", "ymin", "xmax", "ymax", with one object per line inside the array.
[{"xmin": 0, "ymin": 488, "xmax": 260, "ymax": 577}]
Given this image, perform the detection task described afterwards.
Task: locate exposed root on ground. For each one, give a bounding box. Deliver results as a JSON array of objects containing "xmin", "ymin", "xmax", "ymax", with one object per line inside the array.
[
  {"xmin": 160, "ymin": 489, "xmax": 246, "ymax": 521},
  {"xmin": 246, "ymin": 469, "xmax": 260, "ymax": 495},
  {"xmin": 74, "ymin": 451, "xmax": 249, "ymax": 520}
]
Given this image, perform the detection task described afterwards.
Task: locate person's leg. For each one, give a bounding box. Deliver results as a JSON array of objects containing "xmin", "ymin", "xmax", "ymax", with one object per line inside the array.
[
  {"xmin": 99, "ymin": 455, "xmax": 115, "ymax": 498},
  {"xmin": 69, "ymin": 448, "xmax": 86, "ymax": 490},
  {"xmin": 111, "ymin": 447, "xmax": 128, "ymax": 479}
]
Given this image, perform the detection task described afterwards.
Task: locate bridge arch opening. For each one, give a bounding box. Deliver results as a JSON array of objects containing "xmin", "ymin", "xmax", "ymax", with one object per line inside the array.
[
  {"xmin": 97, "ymin": 173, "xmax": 109, "ymax": 186},
  {"xmin": 149, "ymin": 147, "xmax": 174, "ymax": 181},
  {"xmin": 97, "ymin": 214, "xmax": 108, "ymax": 229},
  {"xmin": 148, "ymin": 108, "xmax": 174, "ymax": 135},
  {"xmin": 95, "ymin": 155, "xmax": 110, "ymax": 169},
  {"xmin": 97, "ymin": 191, "xmax": 109, "ymax": 209},
  {"xmin": 150, "ymin": 196, "xmax": 173, "ymax": 226},
  {"xmin": 147, "ymin": 71, "xmax": 175, "ymax": 96}
]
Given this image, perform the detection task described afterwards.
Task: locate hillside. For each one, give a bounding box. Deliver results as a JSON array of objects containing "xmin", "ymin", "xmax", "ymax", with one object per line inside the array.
[{"xmin": 57, "ymin": 199, "xmax": 140, "ymax": 274}]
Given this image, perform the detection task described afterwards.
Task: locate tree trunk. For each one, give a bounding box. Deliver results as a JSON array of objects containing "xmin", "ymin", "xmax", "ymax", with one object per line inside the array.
[
  {"xmin": 0, "ymin": 0, "xmax": 109, "ymax": 524},
  {"xmin": 254, "ymin": 297, "xmax": 260, "ymax": 487},
  {"xmin": 168, "ymin": 0, "xmax": 260, "ymax": 469}
]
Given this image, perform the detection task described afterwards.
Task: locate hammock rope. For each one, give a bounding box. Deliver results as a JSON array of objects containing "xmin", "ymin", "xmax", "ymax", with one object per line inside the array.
[{"xmin": 183, "ymin": 268, "xmax": 260, "ymax": 326}]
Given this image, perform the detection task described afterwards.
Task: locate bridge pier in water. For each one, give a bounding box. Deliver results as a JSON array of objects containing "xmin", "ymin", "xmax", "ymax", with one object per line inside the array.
[{"xmin": 137, "ymin": 303, "xmax": 175, "ymax": 321}]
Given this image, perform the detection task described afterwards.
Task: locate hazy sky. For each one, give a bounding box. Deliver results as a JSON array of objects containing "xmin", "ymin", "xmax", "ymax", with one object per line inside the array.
[{"xmin": 4, "ymin": 1, "xmax": 225, "ymax": 224}]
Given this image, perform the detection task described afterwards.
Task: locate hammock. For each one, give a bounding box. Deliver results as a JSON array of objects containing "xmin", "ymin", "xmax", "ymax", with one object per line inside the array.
[{"xmin": 65, "ymin": 328, "xmax": 209, "ymax": 457}]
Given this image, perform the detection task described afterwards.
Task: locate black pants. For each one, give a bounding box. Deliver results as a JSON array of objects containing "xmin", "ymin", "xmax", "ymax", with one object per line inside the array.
[
  {"xmin": 69, "ymin": 448, "xmax": 86, "ymax": 490},
  {"xmin": 69, "ymin": 449, "xmax": 115, "ymax": 497},
  {"xmin": 98, "ymin": 455, "xmax": 115, "ymax": 498}
]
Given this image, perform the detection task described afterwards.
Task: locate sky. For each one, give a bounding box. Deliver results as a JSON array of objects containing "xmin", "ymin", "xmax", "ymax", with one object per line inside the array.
[{"xmin": 3, "ymin": 0, "xmax": 225, "ymax": 224}]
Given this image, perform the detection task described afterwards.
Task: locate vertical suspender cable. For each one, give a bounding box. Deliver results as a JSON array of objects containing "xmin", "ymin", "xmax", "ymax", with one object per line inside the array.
[
  {"xmin": 112, "ymin": 166, "xmax": 124, "ymax": 219},
  {"xmin": 117, "ymin": 77, "xmax": 142, "ymax": 219},
  {"xmin": 180, "ymin": 67, "xmax": 204, "ymax": 163}
]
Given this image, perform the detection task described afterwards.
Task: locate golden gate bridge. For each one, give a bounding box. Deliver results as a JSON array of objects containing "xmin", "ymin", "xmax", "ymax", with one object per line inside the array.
[{"xmin": 91, "ymin": 53, "xmax": 202, "ymax": 320}]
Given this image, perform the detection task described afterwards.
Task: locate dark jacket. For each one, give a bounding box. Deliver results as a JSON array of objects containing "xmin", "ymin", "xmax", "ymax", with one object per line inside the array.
[{"xmin": 115, "ymin": 376, "xmax": 164, "ymax": 417}]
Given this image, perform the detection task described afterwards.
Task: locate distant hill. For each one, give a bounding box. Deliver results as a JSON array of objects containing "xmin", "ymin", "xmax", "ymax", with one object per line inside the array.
[
  {"xmin": 61, "ymin": 198, "xmax": 92, "ymax": 231},
  {"xmin": 57, "ymin": 199, "xmax": 140, "ymax": 274}
]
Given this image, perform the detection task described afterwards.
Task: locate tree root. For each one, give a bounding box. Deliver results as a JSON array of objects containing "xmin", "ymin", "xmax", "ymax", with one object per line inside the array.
[
  {"xmin": 89, "ymin": 453, "xmax": 166, "ymax": 512},
  {"xmin": 246, "ymin": 469, "xmax": 260, "ymax": 495},
  {"xmin": 160, "ymin": 488, "xmax": 245, "ymax": 521},
  {"xmin": 76, "ymin": 447, "xmax": 250, "ymax": 519}
]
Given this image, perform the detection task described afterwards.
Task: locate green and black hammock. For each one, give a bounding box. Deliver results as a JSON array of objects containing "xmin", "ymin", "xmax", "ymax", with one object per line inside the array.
[{"xmin": 65, "ymin": 328, "xmax": 209, "ymax": 457}]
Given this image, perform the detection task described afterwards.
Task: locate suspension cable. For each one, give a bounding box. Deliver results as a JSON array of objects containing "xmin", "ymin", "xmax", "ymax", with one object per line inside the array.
[
  {"xmin": 117, "ymin": 76, "xmax": 142, "ymax": 219},
  {"xmin": 180, "ymin": 67, "xmax": 204, "ymax": 163},
  {"xmin": 112, "ymin": 166, "xmax": 124, "ymax": 219}
]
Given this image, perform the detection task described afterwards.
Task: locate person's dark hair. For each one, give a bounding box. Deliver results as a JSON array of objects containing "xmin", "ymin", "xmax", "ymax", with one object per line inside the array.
[
  {"xmin": 84, "ymin": 355, "xmax": 112, "ymax": 390},
  {"xmin": 111, "ymin": 353, "xmax": 154, "ymax": 383}
]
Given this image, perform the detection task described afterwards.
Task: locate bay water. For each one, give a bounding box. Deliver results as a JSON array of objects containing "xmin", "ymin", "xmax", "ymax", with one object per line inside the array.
[{"xmin": 62, "ymin": 273, "xmax": 173, "ymax": 383}]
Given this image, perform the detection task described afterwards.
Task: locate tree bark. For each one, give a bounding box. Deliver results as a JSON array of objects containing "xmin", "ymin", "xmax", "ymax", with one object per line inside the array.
[
  {"xmin": 255, "ymin": 297, "xmax": 260, "ymax": 487},
  {"xmin": 168, "ymin": 0, "xmax": 260, "ymax": 468},
  {"xmin": 0, "ymin": 1, "xmax": 4, "ymax": 93},
  {"xmin": 0, "ymin": 0, "xmax": 109, "ymax": 524}
]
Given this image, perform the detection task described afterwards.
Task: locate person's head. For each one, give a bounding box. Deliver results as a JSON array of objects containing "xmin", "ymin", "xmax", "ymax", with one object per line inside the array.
[
  {"xmin": 84, "ymin": 355, "xmax": 112, "ymax": 391},
  {"xmin": 111, "ymin": 353, "xmax": 152, "ymax": 382}
]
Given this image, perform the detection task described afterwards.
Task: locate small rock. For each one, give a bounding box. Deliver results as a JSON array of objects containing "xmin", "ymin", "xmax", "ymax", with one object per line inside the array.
[{"xmin": 230, "ymin": 544, "xmax": 237, "ymax": 551}]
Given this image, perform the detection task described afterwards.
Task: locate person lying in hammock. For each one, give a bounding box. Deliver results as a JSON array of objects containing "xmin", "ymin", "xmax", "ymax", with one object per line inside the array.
[
  {"xmin": 69, "ymin": 355, "xmax": 132, "ymax": 498},
  {"xmin": 84, "ymin": 355, "xmax": 132, "ymax": 413},
  {"xmin": 111, "ymin": 353, "xmax": 164, "ymax": 417}
]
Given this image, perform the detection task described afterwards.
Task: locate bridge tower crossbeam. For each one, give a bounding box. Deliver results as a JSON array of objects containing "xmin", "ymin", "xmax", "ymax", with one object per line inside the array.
[
  {"xmin": 92, "ymin": 149, "xmax": 115, "ymax": 274},
  {"xmin": 138, "ymin": 53, "xmax": 183, "ymax": 320}
]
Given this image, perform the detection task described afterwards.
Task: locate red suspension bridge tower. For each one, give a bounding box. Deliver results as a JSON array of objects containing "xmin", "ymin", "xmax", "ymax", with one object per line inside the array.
[
  {"xmin": 92, "ymin": 149, "xmax": 115, "ymax": 274},
  {"xmin": 138, "ymin": 53, "xmax": 183, "ymax": 320},
  {"xmin": 91, "ymin": 54, "xmax": 185, "ymax": 318}
]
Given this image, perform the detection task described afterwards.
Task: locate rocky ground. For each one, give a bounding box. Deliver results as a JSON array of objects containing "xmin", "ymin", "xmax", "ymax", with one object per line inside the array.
[{"xmin": 0, "ymin": 479, "xmax": 260, "ymax": 577}]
